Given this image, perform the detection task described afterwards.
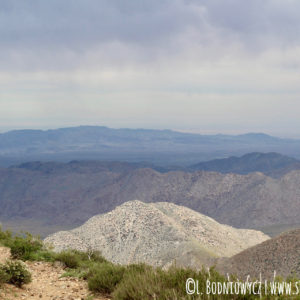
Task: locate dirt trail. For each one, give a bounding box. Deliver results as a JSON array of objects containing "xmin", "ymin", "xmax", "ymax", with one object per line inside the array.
[{"xmin": 0, "ymin": 247, "xmax": 109, "ymax": 300}]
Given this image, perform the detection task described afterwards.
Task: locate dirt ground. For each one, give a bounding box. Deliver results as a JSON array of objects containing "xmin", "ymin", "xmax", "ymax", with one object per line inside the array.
[{"xmin": 0, "ymin": 247, "xmax": 109, "ymax": 300}]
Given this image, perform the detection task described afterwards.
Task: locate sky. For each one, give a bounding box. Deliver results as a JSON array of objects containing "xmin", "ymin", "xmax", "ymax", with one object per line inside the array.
[{"xmin": 1, "ymin": 0, "xmax": 300, "ymax": 137}]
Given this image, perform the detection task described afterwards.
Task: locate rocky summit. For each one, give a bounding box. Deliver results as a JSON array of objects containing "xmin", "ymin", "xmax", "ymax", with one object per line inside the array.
[{"xmin": 45, "ymin": 200, "xmax": 269, "ymax": 268}]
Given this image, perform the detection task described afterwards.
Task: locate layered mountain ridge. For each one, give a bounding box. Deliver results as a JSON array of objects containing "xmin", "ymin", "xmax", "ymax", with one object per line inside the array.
[
  {"xmin": 190, "ymin": 152, "xmax": 300, "ymax": 178},
  {"xmin": 1, "ymin": 160, "xmax": 300, "ymax": 236},
  {"xmin": 1, "ymin": 126, "xmax": 300, "ymax": 166}
]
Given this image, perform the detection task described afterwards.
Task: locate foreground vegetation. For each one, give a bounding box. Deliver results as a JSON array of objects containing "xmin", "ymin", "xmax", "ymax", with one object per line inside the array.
[{"xmin": 0, "ymin": 227, "xmax": 299, "ymax": 299}]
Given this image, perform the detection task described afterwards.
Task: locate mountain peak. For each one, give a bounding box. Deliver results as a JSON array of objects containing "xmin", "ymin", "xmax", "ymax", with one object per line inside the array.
[{"xmin": 45, "ymin": 200, "xmax": 269, "ymax": 268}]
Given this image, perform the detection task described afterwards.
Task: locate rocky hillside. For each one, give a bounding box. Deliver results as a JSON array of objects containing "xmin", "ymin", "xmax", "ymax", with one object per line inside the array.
[
  {"xmin": 45, "ymin": 201, "xmax": 269, "ymax": 269},
  {"xmin": 1, "ymin": 161, "xmax": 300, "ymax": 236},
  {"xmin": 216, "ymin": 229, "xmax": 300, "ymax": 280}
]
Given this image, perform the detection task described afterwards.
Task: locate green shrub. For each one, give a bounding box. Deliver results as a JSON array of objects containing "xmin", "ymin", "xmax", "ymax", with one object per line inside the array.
[
  {"xmin": 55, "ymin": 250, "xmax": 81, "ymax": 269},
  {"xmin": 112, "ymin": 267, "xmax": 162, "ymax": 300},
  {"xmin": 9, "ymin": 233, "xmax": 43, "ymax": 261},
  {"xmin": 87, "ymin": 250, "xmax": 108, "ymax": 264},
  {"xmin": 113, "ymin": 266, "xmax": 226, "ymax": 300},
  {"xmin": 0, "ymin": 268, "xmax": 10, "ymax": 286},
  {"xmin": 28, "ymin": 249, "xmax": 56, "ymax": 262},
  {"xmin": 0, "ymin": 227, "xmax": 55, "ymax": 262},
  {"xmin": 0, "ymin": 226, "xmax": 12, "ymax": 246},
  {"xmin": 88, "ymin": 262, "xmax": 125, "ymax": 294},
  {"xmin": 0, "ymin": 260, "xmax": 31, "ymax": 287},
  {"xmin": 55, "ymin": 249, "xmax": 107, "ymax": 270},
  {"xmin": 125, "ymin": 263, "xmax": 152, "ymax": 274},
  {"xmin": 69, "ymin": 249, "xmax": 107, "ymax": 264}
]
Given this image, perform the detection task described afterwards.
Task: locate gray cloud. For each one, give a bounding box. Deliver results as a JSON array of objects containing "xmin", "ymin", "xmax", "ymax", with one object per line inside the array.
[
  {"xmin": 0, "ymin": 0, "xmax": 203, "ymax": 70},
  {"xmin": 1, "ymin": 0, "xmax": 300, "ymax": 71},
  {"xmin": 201, "ymin": 0, "xmax": 300, "ymax": 49}
]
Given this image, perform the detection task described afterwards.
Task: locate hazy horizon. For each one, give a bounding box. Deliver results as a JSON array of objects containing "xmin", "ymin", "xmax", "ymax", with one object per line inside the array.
[{"xmin": 0, "ymin": 124, "xmax": 299, "ymax": 140}]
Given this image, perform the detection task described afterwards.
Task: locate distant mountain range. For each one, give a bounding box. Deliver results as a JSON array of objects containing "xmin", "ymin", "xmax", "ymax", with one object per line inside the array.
[
  {"xmin": 1, "ymin": 158, "xmax": 300, "ymax": 237},
  {"xmin": 45, "ymin": 200, "xmax": 268, "ymax": 268},
  {"xmin": 1, "ymin": 126, "xmax": 300, "ymax": 166},
  {"xmin": 12, "ymin": 151, "xmax": 300, "ymax": 177},
  {"xmin": 190, "ymin": 152, "xmax": 300, "ymax": 177}
]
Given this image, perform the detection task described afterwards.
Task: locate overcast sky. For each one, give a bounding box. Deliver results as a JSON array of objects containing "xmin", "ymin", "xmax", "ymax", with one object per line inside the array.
[{"xmin": 1, "ymin": 0, "xmax": 300, "ymax": 137}]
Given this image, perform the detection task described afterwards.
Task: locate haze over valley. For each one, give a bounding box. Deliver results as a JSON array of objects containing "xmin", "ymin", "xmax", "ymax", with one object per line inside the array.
[{"xmin": 1, "ymin": 126, "xmax": 300, "ymax": 167}]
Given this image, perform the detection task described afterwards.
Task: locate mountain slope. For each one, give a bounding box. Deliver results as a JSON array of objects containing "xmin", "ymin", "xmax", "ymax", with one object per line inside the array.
[
  {"xmin": 1, "ymin": 161, "xmax": 300, "ymax": 236},
  {"xmin": 45, "ymin": 201, "xmax": 269, "ymax": 268},
  {"xmin": 216, "ymin": 229, "xmax": 300, "ymax": 279},
  {"xmin": 190, "ymin": 152, "xmax": 300, "ymax": 177}
]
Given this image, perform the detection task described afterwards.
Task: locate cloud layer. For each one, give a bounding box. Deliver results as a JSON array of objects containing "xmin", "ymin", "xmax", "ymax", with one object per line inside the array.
[
  {"xmin": 1, "ymin": 0, "xmax": 300, "ymax": 136},
  {"xmin": 2, "ymin": 0, "xmax": 300, "ymax": 69}
]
